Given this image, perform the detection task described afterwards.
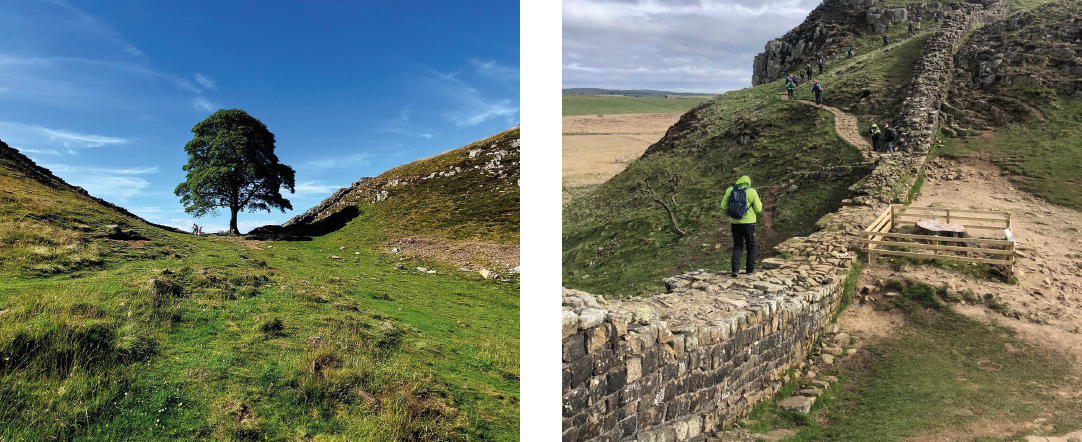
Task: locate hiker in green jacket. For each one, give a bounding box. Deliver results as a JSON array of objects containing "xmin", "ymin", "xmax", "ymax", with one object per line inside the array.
[
  {"xmin": 785, "ymin": 78, "xmax": 795, "ymax": 100},
  {"xmin": 722, "ymin": 175, "xmax": 763, "ymax": 277}
]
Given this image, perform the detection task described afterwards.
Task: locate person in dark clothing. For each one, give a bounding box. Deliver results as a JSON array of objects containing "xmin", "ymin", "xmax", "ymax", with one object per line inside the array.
[
  {"xmin": 812, "ymin": 80, "xmax": 823, "ymax": 105},
  {"xmin": 786, "ymin": 78, "xmax": 796, "ymax": 100},
  {"xmin": 883, "ymin": 34, "xmax": 889, "ymax": 46},
  {"xmin": 817, "ymin": 57, "xmax": 824, "ymax": 74},
  {"xmin": 846, "ymin": 46, "xmax": 853, "ymax": 59},
  {"xmin": 870, "ymin": 123, "xmax": 882, "ymax": 152},
  {"xmin": 934, "ymin": 11, "xmax": 939, "ymax": 24},
  {"xmin": 722, "ymin": 175, "xmax": 763, "ymax": 277},
  {"xmin": 907, "ymin": 21, "xmax": 913, "ymax": 37},
  {"xmin": 806, "ymin": 64, "xmax": 813, "ymax": 80},
  {"xmin": 883, "ymin": 124, "xmax": 897, "ymax": 153}
]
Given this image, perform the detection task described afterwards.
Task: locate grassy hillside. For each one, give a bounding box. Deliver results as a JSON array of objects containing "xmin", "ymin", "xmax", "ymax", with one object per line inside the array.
[
  {"xmin": 561, "ymin": 9, "xmax": 957, "ymax": 297},
  {"xmin": 563, "ymin": 84, "xmax": 868, "ymax": 296},
  {"xmin": 562, "ymin": 95, "xmax": 713, "ymax": 116},
  {"xmin": 938, "ymin": 1, "xmax": 1082, "ymax": 210},
  {"xmin": 0, "ymin": 137, "xmax": 519, "ymax": 441}
]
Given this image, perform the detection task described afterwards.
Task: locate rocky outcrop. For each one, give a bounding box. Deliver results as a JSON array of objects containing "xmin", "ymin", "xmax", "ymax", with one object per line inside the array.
[
  {"xmin": 947, "ymin": 1, "xmax": 1082, "ymax": 131},
  {"xmin": 895, "ymin": 0, "xmax": 1009, "ymax": 154},
  {"xmin": 751, "ymin": 0, "xmax": 871, "ymax": 85}
]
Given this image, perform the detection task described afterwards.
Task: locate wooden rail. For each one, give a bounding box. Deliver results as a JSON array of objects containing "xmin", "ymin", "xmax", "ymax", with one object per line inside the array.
[{"xmin": 862, "ymin": 205, "xmax": 1016, "ymax": 279}]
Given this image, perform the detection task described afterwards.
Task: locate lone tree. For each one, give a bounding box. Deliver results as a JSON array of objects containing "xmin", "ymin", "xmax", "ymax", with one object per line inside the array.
[
  {"xmin": 175, "ymin": 109, "xmax": 296, "ymax": 235},
  {"xmin": 620, "ymin": 153, "xmax": 698, "ymax": 236}
]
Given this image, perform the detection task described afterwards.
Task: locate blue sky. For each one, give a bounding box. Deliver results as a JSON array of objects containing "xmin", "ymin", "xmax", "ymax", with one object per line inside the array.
[{"xmin": 0, "ymin": 0, "xmax": 519, "ymax": 233}]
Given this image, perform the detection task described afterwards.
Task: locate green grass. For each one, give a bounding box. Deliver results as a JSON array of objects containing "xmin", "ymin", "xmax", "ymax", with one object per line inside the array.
[
  {"xmin": 743, "ymin": 281, "xmax": 1082, "ymax": 441},
  {"xmin": 563, "ymin": 85, "xmax": 868, "ymax": 296},
  {"xmin": 938, "ymin": 97, "xmax": 1082, "ymax": 210},
  {"xmin": 0, "ymin": 139, "xmax": 519, "ymax": 441},
  {"xmin": 791, "ymin": 31, "xmax": 931, "ymax": 115},
  {"xmin": 562, "ymin": 95, "xmax": 713, "ymax": 116}
]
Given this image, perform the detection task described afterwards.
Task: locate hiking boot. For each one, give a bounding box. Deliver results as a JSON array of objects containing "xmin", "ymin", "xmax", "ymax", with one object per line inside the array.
[
  {"xmin": 746, "ymin": 269, "xmax": 756, "ymax": 275},
  {"xmin": 731, "ymin": 272, "xmax": 739, "ymax": 278}
]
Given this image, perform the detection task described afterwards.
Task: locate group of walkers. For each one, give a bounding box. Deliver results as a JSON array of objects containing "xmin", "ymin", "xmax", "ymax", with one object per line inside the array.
[
  {"xmin": 724, "ymin": 12, "xmax": 947, "ymax": 276},
  {"xmin": 869, "ymin": 122, "xmax": 898, "ymax": 154},
  {"xmin": 783, "ymin": 55, "xmax": 825, "ymax": 104},
  {"xmin": 191, "ymin": 223, "xmax": 204, "ymax": 236}
]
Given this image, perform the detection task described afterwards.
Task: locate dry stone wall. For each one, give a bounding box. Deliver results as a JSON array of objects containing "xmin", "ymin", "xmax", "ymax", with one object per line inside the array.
[{"xmin": 563, "ymin": 2, "xmax": 1011, "ymax": 441}]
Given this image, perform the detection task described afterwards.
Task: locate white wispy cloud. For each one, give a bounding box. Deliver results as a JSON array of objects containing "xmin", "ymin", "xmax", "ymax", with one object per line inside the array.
[
  {"xmin": 307, "ymin": 152, "xmax": 377, "ymax": 169},
  {"xmin": 470, "ymin": 59, "xmax": 519, "ymax": 81},
  {"xmin": 193, "ymin": 73, "xmax": 215, "ymax": 90},
  {"xmin": 293, "ymin": 180, "xmax": 343, "ymax": 198},
  {"xmin": 192, "ymin": 97, "xmax": 215, "ymax": 112},
  {"xmin": 427, "ymin": 68, "xmax": 519, "ymax": 127},
  {"xmin": 39, "ymin": 163, "xmax": 156, "ymax": 201},
  {"xmin": 0, "ymin": 120, "xmax": 127, "ymax": 153}
]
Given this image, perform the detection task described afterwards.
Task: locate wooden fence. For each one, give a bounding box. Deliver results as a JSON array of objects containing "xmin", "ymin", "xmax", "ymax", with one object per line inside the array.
[{"xmin": 861, "ymin": 205, "xmax": 1016, "ymax": 278}]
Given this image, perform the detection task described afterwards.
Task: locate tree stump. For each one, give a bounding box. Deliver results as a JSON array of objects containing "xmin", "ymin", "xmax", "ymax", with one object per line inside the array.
[{"xmin": 916, "ymin": 219, "xmax": 970, "ymax": 252}]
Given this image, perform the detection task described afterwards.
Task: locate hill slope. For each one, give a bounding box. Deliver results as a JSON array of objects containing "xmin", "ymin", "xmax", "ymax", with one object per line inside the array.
[
  {"xmin": 0, "ymin": 132, "xmax": 519, "ymax": 440},
  {"xmin": 278, "ymin": 127, "xmax": 519, "ymax": 270}
]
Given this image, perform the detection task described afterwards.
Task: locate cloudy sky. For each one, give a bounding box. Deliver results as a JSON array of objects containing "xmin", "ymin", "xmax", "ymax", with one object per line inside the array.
[
  {"xmin": 0, "ymin": 1, "xmax": 518, "ymax": 233},
  {"xmin": 564, "ymin": 0, "xmax": 819, "ymax": 93}
]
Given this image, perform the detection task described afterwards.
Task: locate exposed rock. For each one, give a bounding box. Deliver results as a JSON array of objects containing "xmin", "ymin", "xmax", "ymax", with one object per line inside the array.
[{"xmin": 778, "ymin": 396, "xmax": 816, "ymax": 413}]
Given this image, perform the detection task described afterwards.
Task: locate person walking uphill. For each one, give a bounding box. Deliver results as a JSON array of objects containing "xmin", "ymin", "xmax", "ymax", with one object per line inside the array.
[
  {"xmin": 812, "ymin": 80, "xmax": 823, "ymax": 105},
  {"xmin": 786, "ymin": 77, "xmax": 796, "ymax": 100},
  {"xmin": 722, "ymin": 175, "xmax": 763, "ymax": 277},
  {"xmin": 869, "ymin": 123, "xmax": 882, "ymax": 151},
  {"xmin": 883, "ymin": 123, "xmax": 897, "ymax": 153},
  {"xmin": 817, "ymin": 57, "xmax": 824, "ymax": 74}
]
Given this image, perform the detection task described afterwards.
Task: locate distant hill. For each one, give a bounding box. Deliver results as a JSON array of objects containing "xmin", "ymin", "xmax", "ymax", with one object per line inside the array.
[
  {"xmin": 563, "ymin": 88, "xmax": 715, "ymax": 97},
  {"xmin": 0, "ymin": 138, "xmax": 183, "ymax": 275},
  {"xmin": 282, "ymin": 126, "xmax": 519, "ymax": 244}
]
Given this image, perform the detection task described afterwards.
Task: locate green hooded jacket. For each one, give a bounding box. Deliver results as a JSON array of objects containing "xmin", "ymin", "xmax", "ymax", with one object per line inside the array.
[{"xmin": 721, "ymin": 175, "xmax": 763, "ymax": 224}]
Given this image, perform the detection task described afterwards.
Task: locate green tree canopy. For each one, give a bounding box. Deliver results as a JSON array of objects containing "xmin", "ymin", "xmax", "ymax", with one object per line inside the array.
[{"xmin": 174, "ymin": 109, "xmax": 296, "ymax": 235}]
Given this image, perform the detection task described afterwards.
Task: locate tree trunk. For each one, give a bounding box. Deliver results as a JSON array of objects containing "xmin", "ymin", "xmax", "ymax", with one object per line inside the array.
[
  {"xmin": 229, "ymin": 207, "xmax": 240, "ymax": 235},
  {"xmin": 654, "ymin": 198, "xmax": 686, "ymax": 235}
]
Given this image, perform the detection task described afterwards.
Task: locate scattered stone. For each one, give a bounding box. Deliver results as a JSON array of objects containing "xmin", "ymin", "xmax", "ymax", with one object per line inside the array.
[
  {"xmin": 821, "ymin": 354, "xmax": 835, "ymax": 365},
  {"xmin": 329, "ymin": 255, "xmax": 340, "ymax": 259},
  {"xmin": 834, "ymin": 332, "xmax": 851, "ymax": 346},
  {"xmin": 480, "ymin": 268, "xmax": 495, "ymax": 279},
  {"xmin": 798, "ymin": 388, "xmax": 823, "ymax": 397},
  {"xmin": 777, "ymin": 396, "xmax": 816, "ymax": 413}
]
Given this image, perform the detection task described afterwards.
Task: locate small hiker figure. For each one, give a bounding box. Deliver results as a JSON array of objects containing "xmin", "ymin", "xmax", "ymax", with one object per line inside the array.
[
  {"xmin": 805, "ymin": 64, "xmax": 813, "ymax": 81},
  {"xmin": 817, "ymin": 57, "xmax": 824, "ymax": 74},
  {"xmin": 883, "ymin": 124, "xmax": 897, "ymax": 153},
  {"xmin": 883, "ymin": 34, "xmax": 889, "ymax": 47},
  {"xmin": 799, "ymin": 70, "xmax": 805, "ymax": 84},
  {"xmin": 916, "ymin": 16, "xmax": 922, "ymax": 30},
  {"xmin": 812, "ymin": 80, "xmax": 823, "ymax": 105},
  {"xmin": 869, "ymin": 123, "xmax": 883, "ymax": 152},
  {"xmin": 907, "ymin": 21, "xmax": 913, "ymax": 37},
  {"xmin": 722, "ymin": 175, "xmax": 763, "ymax": 278},
  {"xmin": 846, "ymin": 46, "xmax": 853, "ymax": 59},
  {"xmin": 192, "ymin": 223, "xmax": 200, "ymax": 236},
  {"xmin": 786, "ymin": 77, "xmax": 796, "ymax": 100},
  {"xmin": 934, "ymin": 11, "xmax": 939, "ymax": 24}
]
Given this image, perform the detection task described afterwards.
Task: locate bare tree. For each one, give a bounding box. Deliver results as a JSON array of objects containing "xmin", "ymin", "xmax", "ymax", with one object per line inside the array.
[{"xmin": 622, "ymin": 154, "xmax": 697, "ymax": 236}]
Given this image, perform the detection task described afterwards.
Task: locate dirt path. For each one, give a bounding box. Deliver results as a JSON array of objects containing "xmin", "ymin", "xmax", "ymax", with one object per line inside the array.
[
  {"xmin": 795, "ymin": 99, "xmax": 874, "ymax": 159},
  {"xmin": 858, "ymin": 156, "xmax": 1082, "ymax": 358}
]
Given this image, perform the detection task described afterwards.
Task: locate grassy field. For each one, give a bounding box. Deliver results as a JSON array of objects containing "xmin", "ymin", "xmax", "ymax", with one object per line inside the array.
[
  {"xmin": 0, "ymin": 140, "xmax": 519, "ymax": 441},
  {"xmin": 741, "ymin": 281, "xmax": 1082, "ymax": 441},
  {"xmin": 562, "ymin": 95, "xmax": 713, "ymax": 116}
]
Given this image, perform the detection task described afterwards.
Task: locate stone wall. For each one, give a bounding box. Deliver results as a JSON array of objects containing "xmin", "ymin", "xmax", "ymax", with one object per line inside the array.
[
  {"xmin": 563, "ymin": 2, "xmax": 1012, "ymax": 441},
  {"xmin": 895, "ymin": 0, "xmax": 1009, "ymax": 154}
]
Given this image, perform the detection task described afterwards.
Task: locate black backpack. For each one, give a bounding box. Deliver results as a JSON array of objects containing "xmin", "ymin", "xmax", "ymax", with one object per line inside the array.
[{"xmin": 727, "ymin": 187, "xmax": 750, "ymax": 219}]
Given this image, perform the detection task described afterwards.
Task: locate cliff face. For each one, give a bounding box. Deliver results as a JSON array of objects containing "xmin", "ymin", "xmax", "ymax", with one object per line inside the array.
[{"xmin": 751, "ymin": 0, "xmax": 943, "ymax": 86}]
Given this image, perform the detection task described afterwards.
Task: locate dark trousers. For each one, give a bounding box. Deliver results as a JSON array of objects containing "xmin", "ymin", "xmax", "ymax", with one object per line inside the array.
[
  {"xmin": 787, "ymin": 90, "xmax": 794, "ymax": 99},
  {"xmin": 731, "ymin": 223, "xmax": 756, "ymax": 274},
  {"xmin": 815, "ymin": 93, "xmax": 822, "ymax": 105},
  {"xmin": 872, "ymin": 135, "xmax": 881, "ymax": 151}
]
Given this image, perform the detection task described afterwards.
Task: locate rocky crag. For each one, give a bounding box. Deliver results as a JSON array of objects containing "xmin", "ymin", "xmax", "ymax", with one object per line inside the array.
[
  {"xmin": 751, "ymin": 0, "xmax": 945, "ymax": 85},
  {"xmin": 563, "ymin": 1, "xmax": 1010, "ymax": 440}
]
